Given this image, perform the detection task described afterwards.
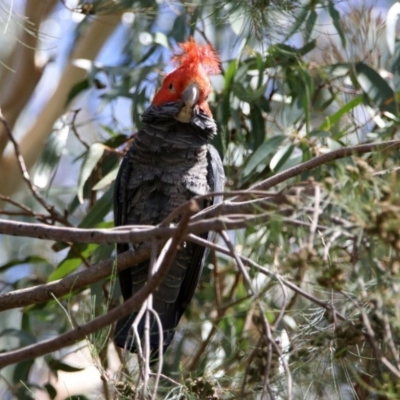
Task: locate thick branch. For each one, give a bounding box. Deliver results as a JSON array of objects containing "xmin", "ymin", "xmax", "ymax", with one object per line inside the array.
[
  {"xmin": 232, "ymin": 139, "xmax": 400, "ymax": 200},
  {"xmin": 0, "ymin": 200, "xmax": 197, "ymax": 368},
  {"xmin": 0, "ymin": 203, "xmax": 286, "ymax": 243},
  {"xmin": 0, "ymin": 247, "xmax": 149, "ymax": 312}
]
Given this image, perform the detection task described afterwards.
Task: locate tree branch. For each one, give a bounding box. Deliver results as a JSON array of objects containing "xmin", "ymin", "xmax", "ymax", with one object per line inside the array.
[
  {"xmin": 0, "ymin": 208, "xmax": 283, "ymax": 243},
  {"xmin": 231, "ymin": 139, "xmax": 400, "ymax": 201},
  {"xmin": 0, "ymin": 247, "xmax": 149, "ymax": 312},
  {"xmin": 0, "ymin": 200, "xmax": 197, "ymax": 368}
]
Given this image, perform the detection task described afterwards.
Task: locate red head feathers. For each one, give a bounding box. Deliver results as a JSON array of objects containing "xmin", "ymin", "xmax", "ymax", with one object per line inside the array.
[{"xmin": 152, "ymin": 37, "xmax": 220, "ymax": 119}]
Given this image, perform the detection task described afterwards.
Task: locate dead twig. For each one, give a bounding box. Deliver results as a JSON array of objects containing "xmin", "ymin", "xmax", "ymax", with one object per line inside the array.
[{"xmin": 0, "ymin": 111, "xmax": 71, "ymax": 226}]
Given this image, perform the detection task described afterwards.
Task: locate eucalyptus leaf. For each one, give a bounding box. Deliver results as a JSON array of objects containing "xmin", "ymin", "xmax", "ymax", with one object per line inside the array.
[
  {"xmin": 328, "ymin": 0, "xmax": 346, "ymax": 47},
  {"xmin": 47, "ymin": 357, "xmax": 84, "ymax": 373},
  {"xmin": 242, "ymin": 135, "xmax": 287, "ymax": 177},
  {"xmin": 319, "ymin": 95, "xmax": 363, "ymax": 131},
  {"xmin": 92, "ymin": 166, "xmax": 119, "ymax": 190},
  {"xmin": 355, "ymin": 62, "xmax": 396, "ymax": 114},
  {"xmin": 270, "ymin": 143, "xmax": 294, "ymax": 171},
  {"xmin": 77, "ymin": 143, "xmax": 105, "ymax": 203}
]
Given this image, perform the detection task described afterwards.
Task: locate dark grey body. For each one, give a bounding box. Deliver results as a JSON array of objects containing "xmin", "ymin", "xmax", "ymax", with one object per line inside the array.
[{"xmin": 114, "ymin": 102, "xmax": 224, "ymax": 354}]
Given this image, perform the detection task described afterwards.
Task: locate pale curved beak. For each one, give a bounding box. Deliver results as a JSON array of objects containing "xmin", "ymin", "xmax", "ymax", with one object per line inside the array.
[
  {"xmin": 181, "ymin": 83, "xmax": 199, "ymax": 107},
  {"xmin": 175, "ymin": 83, "xmax": 199, "ymax": 123}
]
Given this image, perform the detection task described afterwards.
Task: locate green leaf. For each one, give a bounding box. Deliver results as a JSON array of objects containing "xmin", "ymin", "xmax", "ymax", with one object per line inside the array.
[
  {"xmin": 153, "ymin": 32, "xmax": 169, "ymax": 48},
  {"xmin": 229, "ymin": 6, "xmax": 246, "ymax": 36},
  {"xmin": 224, "ymin": 59, "xmax": 237, "ymax": 92},
  {"xmin": 45, "ymin": 383, "xmax": 57, "ymax": 400},
  {"xmin": 220, "ymin": 60, "xmax": 238, "ymax": 145},
  {"xmin": 13, "ymin": 359, "xmax": 34, "ymax": 384},
  {"xmin": 49, "ymin": 221, "xmax": 111, "ymax": 281},
  {"xmin": 296, "ymin": 69, "xmax": 314, "ymax": 131},
  {"xmin": 328, "ymin": 0, "xmax": 346, "ymax": 48},
  {"xmin": 305, "ymin": 9, "xmax": 317, "ymax": 42},
  {"xmin": 0, "ymin": 328, "xmax": 36, "ymax": 346},
  {"xmin": 266, "ymin": 41, "xmax": 316, "ymax": 67},
  {"xmin": 48, "ymin": 256, "xmax": 81, "ymax": 282},
  {"xmin": 249, "ymin": 105, "xmax": 266, "ymax": 148},
  {"xmin": 48, "ymin": 243, "xmax": 98, "ymax": 281},
  {"xmin": 298, "ymin": 40, "xmax": 317, "ymax": 57},
  {"xmin": 92, "ymin": 166, "xmax": 118, "ymax": 191},
  {"xmin": 242, "ymin": 135, "xmax": 287, "ymax": 177},
  {"xmin": 35, "ymin": 127, "xmax": 70, "ymax": 190},
  {"xmin": 284, "ymin": 4, "xmax": 310, "ymax": 40},
  {"xmin": 77, "ymin": 143, "xmax": 105, "ymax": 203},
  {"xmin": 47, "ymin": 357, "xmax": 84, "ymax": 373},
  {"xmin": 301, "ymin": 142, "xmax": 312, "ymax": 162},
  {"xmin": 66, "ymin": 79, "xmax": 90, "ymax": 106},
  {"xmin": 232, "ymin": 81, "xmax": 268, "ymax": 104},
  {"xmin": 0, "ymin": 256, "xmax": 50, "ymax": 273},
  {"xmin": 21, "ymin": 313, "xmax": 30, "ymax": 332},
  {"xmin": 270, "ymin": 143, "xmax": 294, "ymax": 171},
  {"xmin": 171, "ymin": 13, "xmax": 187, "ymax": 43},
  {"xmin": 102, "ymin": 132, "xmax": 130, "ymax": 148},
  {"xmin": 386, "ymin": 2, "xmax": 400, "ymax": 54},
  {"xmin": 91, "ymin": 243, "xmax": 114, "ymax": 265},
  {"xmin": 324, "ymin": 63, "xmax": 351, "ymax": 78},
  {"xmin": 131, "ymin": 88, "xmax": 147, "ymax": 128},
  {"xmin": 79, "ymin": 185, "xmax": 114, "ymax": 228},
  {"xmin": 327, "ymin": 138, "xmax": 343, "ymax": 151},
  {"xmin": 355, "ymin": 62, "xmax": 396, "ymax": 114},
  {"xmin": 309, "ymin": 130, "xmax": 331, "ymax": 138},
  {"xmin": 319, "ymin": 95, "xmax": 363, "ymax": 131}
]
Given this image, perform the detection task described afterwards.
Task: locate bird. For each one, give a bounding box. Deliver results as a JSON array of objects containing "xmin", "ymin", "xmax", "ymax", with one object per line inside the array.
[{"xmin": 113, "ymin": 38, "xmax": 225, "ymax": 357}]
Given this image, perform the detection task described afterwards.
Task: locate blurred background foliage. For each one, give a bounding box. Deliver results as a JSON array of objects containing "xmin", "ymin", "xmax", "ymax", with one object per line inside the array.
[{"xmin": 1, "ymin": 0, "xmax": 400, "ymax": 399}]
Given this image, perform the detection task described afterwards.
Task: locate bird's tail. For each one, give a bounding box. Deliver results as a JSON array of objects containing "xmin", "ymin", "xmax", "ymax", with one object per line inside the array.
[{"xmin": 114, "ymin": 309, "xmax": 179, "ymax": 358}]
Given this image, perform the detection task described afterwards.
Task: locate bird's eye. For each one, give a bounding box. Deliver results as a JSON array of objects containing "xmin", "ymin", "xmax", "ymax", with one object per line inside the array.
[{"xmin": 169, "ymin": 83, "xmax": 174, "ymax": 90}]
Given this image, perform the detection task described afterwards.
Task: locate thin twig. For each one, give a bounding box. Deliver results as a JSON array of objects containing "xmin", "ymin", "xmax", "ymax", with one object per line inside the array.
[
  {"xmin": 149, "ymin": 309, "xmax": 163, "ymax": 400},
  {"xmin": 142, "ymin": 236, "xmax": 158, "ymax": 398},
  {"xmin": 188, "ymin": 234, "xmax": 350, "ymax": 323},
  {"xmin": 0, "ymin": 194, "xmax": 36, "ymax": 216},
  {"xmin": 220, "ymin": 230, "xmax": 255, "ymax": 296},
  {"xmin": 220, "ymin": 231, "xmax": 291, "ymax": 399},
  {"xmin": 308, "ymin": 183, "xmax": 321, "ymax": 250},
  {"xmin": 382, "ymin": 311, "xmax": 400, "ymax": 370},
  {"xmin": 70, "ymin": 109, "xmax": 90, "ymax": 149},
  {"xmin": 0, "ymin": 111, "xmax": 71, "ymax": 225}
]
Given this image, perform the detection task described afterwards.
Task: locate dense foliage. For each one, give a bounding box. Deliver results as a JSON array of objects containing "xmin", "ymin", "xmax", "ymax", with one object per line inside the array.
[{"xmin": 1, "ymin": 0, "xmax": 400, "ymax": 399}]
